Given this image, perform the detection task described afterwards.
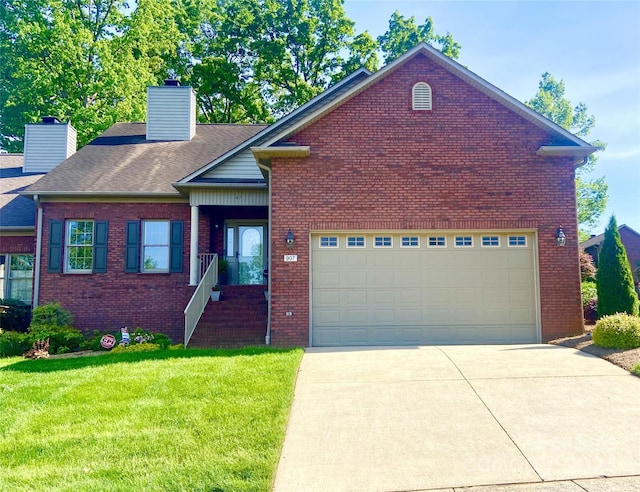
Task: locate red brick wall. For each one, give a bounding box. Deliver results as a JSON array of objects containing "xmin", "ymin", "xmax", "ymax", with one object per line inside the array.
[
  {"xmin": 269, "ymin": 53, "xmax": 583, "ymax": 346},
  {"xmin": 37, "ymin": 202, "xmax": 209, "ymax": 343},
  {"xmin": 0, "ymin": 234, "xmax": 35, "ymax": 254}
]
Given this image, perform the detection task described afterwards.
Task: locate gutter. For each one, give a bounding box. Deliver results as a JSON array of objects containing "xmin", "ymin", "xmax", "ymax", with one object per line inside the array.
[
  {"xmin": 33, "ymin": 195, "xmax": 43, "ymax": 307},
  {"xmin": 256, "ymin": 160, "xmax": 272, "ymax": 346}
]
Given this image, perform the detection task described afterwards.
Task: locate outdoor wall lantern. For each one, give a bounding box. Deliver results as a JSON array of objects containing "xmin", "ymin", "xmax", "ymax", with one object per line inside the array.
[
  {"xmin": 556, "ymin": 227, "xmax": 566, "ymax": 247},
  {"xmin": 286, "ymin": 229, "xmax": 295, "ymax": 249}
]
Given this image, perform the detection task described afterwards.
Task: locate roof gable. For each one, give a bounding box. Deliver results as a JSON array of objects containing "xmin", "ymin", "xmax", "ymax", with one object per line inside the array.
[{"xmin": 251, "ymin": 43, "xmax": 596, "ymax": 164}]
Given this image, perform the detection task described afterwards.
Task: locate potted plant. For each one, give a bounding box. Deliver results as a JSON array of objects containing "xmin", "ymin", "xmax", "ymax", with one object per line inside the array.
[
  {"xmin": 210, "ymin": 285, "xmax": 221, "ymax": 301},
  {"xmin": 218, "ymin": 257, "xmax": 229, "ymax": 285}
]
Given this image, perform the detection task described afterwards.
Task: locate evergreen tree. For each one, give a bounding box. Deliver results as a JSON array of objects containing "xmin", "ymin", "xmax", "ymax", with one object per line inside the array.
[{"xmin": 595, "ymin": 215, "xmax": 639, "ymax": 316}]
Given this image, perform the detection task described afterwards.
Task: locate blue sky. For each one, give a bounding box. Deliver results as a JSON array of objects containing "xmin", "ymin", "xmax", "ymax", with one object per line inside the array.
[{"xmin": 343, "ymin": 0, "xmax": 640, "ymax": 235}]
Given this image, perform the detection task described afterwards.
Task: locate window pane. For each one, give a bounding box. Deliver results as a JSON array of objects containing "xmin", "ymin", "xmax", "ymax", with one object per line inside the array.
[
  {"xmin": 144, "ymin": 221, "xmax": 169, "ymax": 245},
  {"xmin": 66, "ymin": 221, "xmax": 94, "ymax": 272},
  {"xmin": 144, "ymin": 246, "xmax": 169, "ymax": 271}
]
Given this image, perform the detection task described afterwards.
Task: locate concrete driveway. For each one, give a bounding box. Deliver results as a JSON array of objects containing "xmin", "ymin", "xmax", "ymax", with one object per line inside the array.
[{"xmin": 273, "ymin": 345, "xmax": 640, "ymax": 492}]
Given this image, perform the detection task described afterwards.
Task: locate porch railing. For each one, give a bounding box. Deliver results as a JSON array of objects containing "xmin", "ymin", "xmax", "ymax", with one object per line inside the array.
[
  {"xmin": 184, "ymin": 253, "xmax": 218, "ymax": 347},
  {"xmin": 198, "ymin": 253, "xmax": 218, "ymax": 282}
]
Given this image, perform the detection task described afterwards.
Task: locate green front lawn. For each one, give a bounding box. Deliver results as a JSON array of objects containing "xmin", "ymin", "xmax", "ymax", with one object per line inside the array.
[{"xmin": 0, "ymin": 348, "xmax": 303, "ymax": 491}]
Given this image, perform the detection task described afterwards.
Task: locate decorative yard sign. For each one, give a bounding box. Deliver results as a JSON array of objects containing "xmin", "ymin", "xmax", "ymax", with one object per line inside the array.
[
  {"xmin": 284, "ymin": 255, "xmax": 298, "ymax": 262},
  {"xmin": 100, "ymin": 334, "xmax": 116, "ymax": 350},
  {"xmin": 120, "ymin": 326, "xmax": 130, "ymax": 346}
]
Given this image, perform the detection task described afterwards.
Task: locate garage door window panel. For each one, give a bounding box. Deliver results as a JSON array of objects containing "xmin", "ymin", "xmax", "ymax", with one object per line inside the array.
[
  {"xmin": 482, "ymin": 236, "xmax": 500, "ymax": 247},
  {"xmin": 347, "ymin": 236, "xmax": 365, "ymax": 248},
  {"xmin": 455, "ymin": 236, "xmax": 473, "ymax": 247},
  {"xmin": 428, "ymin": 236, "xmax": 446, "ymax": 247},
  {"xmin": 401, "ymin": 236, "xmax": 419, "ymax": 248},
  {"xmin": 320, "ymin": 236, "xmax": 338, "ymax": 248},
  {"xmin": 508, "ymin": 236, "xmax": 527, "ymax": 247},
  {"xmin": 374, "ymin": 236, "xmax": 392, "ymax": 248}
]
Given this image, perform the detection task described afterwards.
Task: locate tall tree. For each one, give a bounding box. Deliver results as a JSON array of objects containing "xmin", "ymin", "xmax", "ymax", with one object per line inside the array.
[
  {"xmin": 0, "ymin": 0, "xmax": 183, "ymax": 151},
  {"xmin": 595, "ymin": 215, "xmax": 639, "ymax": 316},
  {"xmin": 377, "ymin": 11, "xmax": 461, "ymax": 63},
  {"xmin": 525, "ymin": 72, "xmax": 608, "ymax": 236}
]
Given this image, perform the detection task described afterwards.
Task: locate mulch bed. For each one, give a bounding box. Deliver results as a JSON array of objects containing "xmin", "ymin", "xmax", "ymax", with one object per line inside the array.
[{"xmin": 549, "ymin": 328, "xmax": 640, "ymax": 373}]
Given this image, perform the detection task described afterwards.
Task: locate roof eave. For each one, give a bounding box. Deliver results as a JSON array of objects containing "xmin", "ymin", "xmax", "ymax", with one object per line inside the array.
[{"xmin": 536, "ymin": 145, "xmax": 599, "ymax": 166}]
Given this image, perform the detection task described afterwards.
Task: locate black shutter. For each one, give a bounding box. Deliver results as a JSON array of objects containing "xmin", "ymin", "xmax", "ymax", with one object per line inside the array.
[
  {"xmin": 93, "ymin": 221, "xmax": 108, "ymax": 273},
  {"xmin": 169, "ymin": 221, "xmax": 183, "ymax": 273},
  {"xmin": 125, "ymin": 221, "xmax": 140, "ymax": 273},
  {"xmin": 48, "ymin": 220, "xmax": 63, "ymax": 273}
]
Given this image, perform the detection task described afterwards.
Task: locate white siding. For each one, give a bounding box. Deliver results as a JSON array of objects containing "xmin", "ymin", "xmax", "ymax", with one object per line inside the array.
[
  {"xmin": 23, "ymin": 123, "xmax": 77, "ymax": 173},
  {"xmin": 201, "ymin": 150, "xmax": 263, "ymax": 180},
  {"xmin": 146, "ymin": 86, "xmax": 196, "ymax": 141},
  {"xmin": 190, "ymin": 189, "xmax": 268, "ymax": 206}
]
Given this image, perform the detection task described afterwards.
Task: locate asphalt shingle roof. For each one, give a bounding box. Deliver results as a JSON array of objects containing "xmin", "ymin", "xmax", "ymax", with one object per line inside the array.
[
  {"xmin": 25, "ymin": 123, "xmax": 267, "ymax": 195},
  {"xmin": 0, "ymin": 154, "xmax": 44, "ymax": 229}
]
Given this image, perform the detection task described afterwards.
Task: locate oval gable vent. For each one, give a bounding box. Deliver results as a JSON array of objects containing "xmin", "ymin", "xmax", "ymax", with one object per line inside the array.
[{"xmin": 412, "ymin": 82, "xmax": 432, "ymax": 110}]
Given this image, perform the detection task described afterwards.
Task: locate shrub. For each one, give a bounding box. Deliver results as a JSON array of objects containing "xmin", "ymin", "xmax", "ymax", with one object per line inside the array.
[
  {"xmin": 595, "ymin": 216, "xmax": 640, "ymax": 317},
  {"xmin": 0, "ymin": 299, "xmax": 31, "ymax": 332},
  {"xmin": 0, "ymin": 330, "xmax": 31, "ymax": 357},
  {"xmin": 151, "ymin": 332, "xmax": 172, "ymax": 349},
  {"xmin": 27, "ymin": 325, "xmax": 85, "ymax": 354},
  {"xmin": 30, "ymin": 303, "xmax": 73, "ymax": 328},
  {"xmin": 584, "ymin": 298, "xmax": 598, "ymax": 324},
  {"xmin": 632, "ymin": 365, "xmax": 640, "ymax": 377},
  {"xmin": 579, "ymin": 249, "xmax": 596, "ymax": 281},
  {"xmin": 169, "ymin": 344, "xmax": 184, "ymax": 350},
  {"xmin": 110, "ymin": 343, "xmax": 160, "ymax": 354},
  {"xmin": 592, "ymin": 314, "xmax": 640, "ymax": 349},
  {"xmin": 581, "ymin": 281, "xmax": 597, "ymax": 307}
]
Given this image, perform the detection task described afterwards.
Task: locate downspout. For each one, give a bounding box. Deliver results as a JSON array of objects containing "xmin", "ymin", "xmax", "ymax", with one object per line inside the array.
[
  {"xmin": 33, "ymin": 195, "xmax": 43, "ymax": 307},
  {"xmin": 257, "ymin": 161, "xmax": 272, "ymax": 345}
]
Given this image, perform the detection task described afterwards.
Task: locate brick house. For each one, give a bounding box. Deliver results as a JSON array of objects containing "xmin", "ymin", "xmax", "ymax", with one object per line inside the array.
[
  {"xmin": 581, "ymin": 225, "xmax": 640, "ymax": 285},
  {"xmin": 22, "ymin": 43, "xmax": 596, "ymax": 346}
]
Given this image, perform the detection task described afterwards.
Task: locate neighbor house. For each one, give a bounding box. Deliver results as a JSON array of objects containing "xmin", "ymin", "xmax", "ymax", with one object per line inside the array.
[
  {"xmin": 581, "ymin": 225, "xmax": 640, "ymax": 284},
  {"xmin": 22, "ymin": 43, "xmax": 596, "ymax": 347},
  {"xmin": 0, "ymin": 118, "xmax": 76, "ymax": 307}
]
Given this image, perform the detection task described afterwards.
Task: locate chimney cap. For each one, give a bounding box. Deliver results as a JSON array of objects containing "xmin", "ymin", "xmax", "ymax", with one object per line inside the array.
[
  {"xmin": 41, "ymin": 116, "xmax": 61, "ymax": 124},
  {"xmin": 164, "ymin": 79, "xmax": 181, "ymax": 86}
]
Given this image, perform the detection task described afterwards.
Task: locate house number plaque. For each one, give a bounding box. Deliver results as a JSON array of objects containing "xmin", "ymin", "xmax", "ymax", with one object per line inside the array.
[{"xmin": 284, "ymin": 255, "xmax": 298, "ymax": 262}]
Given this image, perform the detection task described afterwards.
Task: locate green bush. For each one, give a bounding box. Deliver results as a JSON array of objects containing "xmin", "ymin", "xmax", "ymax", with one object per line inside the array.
[
  {"xmin": 592, "ymin": 314, "xmax": 640, "ymax": 349},
  {"xmin": 151, "ymin": 332, "xmax": 172, "ymax": 349},
  {"xmin": 0, "ymin": 330, "xmax": 31, "ymax": 357},
  {"xmin": 0, "ymin": 299, "xmax": 31, "ymax": 332},
  {"xmin": 581, "ymin": 281, "xmax": 597, "ymax": 307},
  {"xmin": 110, "ymin": 342, "xmax": 160, "ymax": 354},
  {"xmin": 169, "ymin": 344, "xmax": 184, "ymax": 350},
  {"xmin": 30, "ymin": 302, "xmax": 73, "ymax": 328},
  {"xmin": 28, "ymin": 325, "xmax": 85, "ymax": 354}
]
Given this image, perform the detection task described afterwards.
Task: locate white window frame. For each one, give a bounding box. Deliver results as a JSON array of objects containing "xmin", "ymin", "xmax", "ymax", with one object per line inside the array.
[
  {"xmin": 6, "ymin": 254, "xmax": 34, "ymax": 303},
  {"xmin": 142, "ymin": 220, "xmax": 170, "ymax": 273},
  {"xmin": 508, "ymin": 235, "xmax": 527, "ymax": 247},
  {"xmin": 401, "ymin": 236, "xmax": 419, "ymax": 248},
  {"xmin": 319, "ymin": 236, "xmax": 339, "ymax": 248},
  {"xmin": 481, "ymin": 236, "xmax": 500, "ymax": 247},
  {"xmin": 65, "ymin": 220, "xmax": 94, "ymax": 273},
  {"xmin": 373, "ymin": 236, "xmax": 393, "ymax": 248},
  {"xmin": 454, "ymin": 236, "xmax": 473, "ymax": 248},
  {"xmin": 427, "ymin": 236, "xmax": 446, "ymax": 248},
  {"xmin": 346, "ymin": 236, "xmax": 366, "ymax": 248}
]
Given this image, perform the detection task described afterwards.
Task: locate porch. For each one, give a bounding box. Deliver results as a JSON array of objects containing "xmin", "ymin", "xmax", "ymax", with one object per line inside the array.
[{"xmin": 183, "ymin": 203, "xmax": 270, "ymax": 348}]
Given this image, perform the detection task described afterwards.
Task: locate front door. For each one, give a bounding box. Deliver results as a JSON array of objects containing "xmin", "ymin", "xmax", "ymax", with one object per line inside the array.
[{"xmin": 225, "ymin": 222, "xmax": 267, "ymax": 285}]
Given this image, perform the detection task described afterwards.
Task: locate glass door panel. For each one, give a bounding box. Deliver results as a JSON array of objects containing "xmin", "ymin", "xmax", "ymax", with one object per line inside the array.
[
  {"xmin": 238, "ymin": 226, "xmax": 264, "ymax": 285},
  {"xmin": 225, "ymin": 222, "xmax": 266, "ymax": 285}
]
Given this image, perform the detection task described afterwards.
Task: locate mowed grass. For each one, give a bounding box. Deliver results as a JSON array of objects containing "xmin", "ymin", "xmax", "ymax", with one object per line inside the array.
[{"xmin": 0, "ymin": 348, "xmax": 303, "ymax": 492}]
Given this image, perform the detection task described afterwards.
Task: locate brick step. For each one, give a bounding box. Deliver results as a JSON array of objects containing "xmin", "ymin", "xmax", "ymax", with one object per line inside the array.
[{"xmin": 189, "ymin": 285, "xmax": 268, "ymax": 349}]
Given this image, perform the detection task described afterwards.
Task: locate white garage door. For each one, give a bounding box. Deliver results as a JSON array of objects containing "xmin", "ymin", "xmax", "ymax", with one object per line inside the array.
[{"xmin": 311, "ymin": 232, "xmax": 538, "ymax": 346}]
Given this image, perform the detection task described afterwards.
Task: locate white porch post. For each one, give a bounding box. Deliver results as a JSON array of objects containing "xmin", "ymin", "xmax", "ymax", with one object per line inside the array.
[{"xmin": 189, "ymin": 205, "xmax": 199, "ymax": 286}]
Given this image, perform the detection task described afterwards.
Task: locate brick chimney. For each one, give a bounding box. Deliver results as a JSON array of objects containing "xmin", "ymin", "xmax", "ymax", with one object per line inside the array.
[
  {"xmin": 146, "ymin": 80, "xmax": 196, "ymax": 141},
  {"xmin": 23, "ymin": 117, "xmax": 77, "ymax": 173}
]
